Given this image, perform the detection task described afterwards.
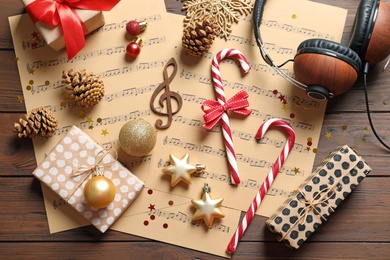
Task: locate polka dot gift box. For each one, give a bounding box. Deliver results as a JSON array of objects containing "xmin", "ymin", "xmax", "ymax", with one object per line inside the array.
[
  {"xmin": 266, "ymin": 145, "xmax": 371, "ymax": 249},
  {"xmin": 32, "ymin": 125, "xmax": 144, "ymax": 233}
]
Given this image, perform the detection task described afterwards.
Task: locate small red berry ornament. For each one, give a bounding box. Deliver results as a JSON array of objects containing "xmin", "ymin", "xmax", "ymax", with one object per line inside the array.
[
  {"xmin": 126, "ymin": 37, "xmax": 142, "ymax": 57},
  {"xmin": 126, "ymin": 20, "xmax": 147, "ymax": 36}
]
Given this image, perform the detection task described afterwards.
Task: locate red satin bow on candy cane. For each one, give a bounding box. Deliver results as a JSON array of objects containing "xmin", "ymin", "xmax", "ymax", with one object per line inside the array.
[
  {"xmin": 201, "ymin": 90, "xmax": 251, "ymax": 130},
  {"xmin": 26, "ymin": 0, "xmax": 120, "ymax": 60}
]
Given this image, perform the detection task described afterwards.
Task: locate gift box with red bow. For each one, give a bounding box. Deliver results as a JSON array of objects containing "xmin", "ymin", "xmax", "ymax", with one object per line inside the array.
[
  {"xmin": 22, "ymin": 0, "xmax": 120, "ymax": 60},
  {"xmin": 32, "ymin": 125, "xmax": 144, "ymax": 233}
]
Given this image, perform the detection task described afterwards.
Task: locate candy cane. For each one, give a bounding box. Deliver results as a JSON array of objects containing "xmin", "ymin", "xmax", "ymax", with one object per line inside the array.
[
  {"xmin": 226, "ymin": 118, "xmax": 295, "ymax": 254},
  {"xmin": 209, "ymin": 48, "xmax": 251, "ymax": 185}
]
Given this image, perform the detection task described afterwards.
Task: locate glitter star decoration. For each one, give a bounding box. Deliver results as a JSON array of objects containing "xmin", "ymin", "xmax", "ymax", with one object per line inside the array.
[
  {"xmin": 182, "ymin": 0, "xmax": 253, "ymax": 39},
  {"xmin": 325, "ymin": 132, "xmax": 332, "ymax": 139},
  {"xmin": 162, "ymin": 153, "xmax": 200, "ymax": 186},
  {"xmin": 191, "ymin": 183, "xmax": 225, "ymax": 228},
  {"xmin": 17, "ymin": 96, "xmax": 25, "ymax": 103},
  {"xmin": 293, "ymin": 167, "xmax": 300, "ymax": 174},
  {"xmin": 101, "ymin": 129, "xmax": 108, "ymax": 136}
]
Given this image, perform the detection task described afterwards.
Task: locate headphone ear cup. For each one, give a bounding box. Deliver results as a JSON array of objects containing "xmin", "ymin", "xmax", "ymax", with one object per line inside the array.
[
  {"xmin": 349, "ymin": 0, "xmax": 390, "ymax": 64},
  {"xmin": 293, "ymin": 39, "xmax": 362, "ymax": 97}
]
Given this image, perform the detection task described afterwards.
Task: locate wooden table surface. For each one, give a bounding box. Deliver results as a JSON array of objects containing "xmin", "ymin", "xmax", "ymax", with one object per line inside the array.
[{"xmin": 1, "ymin": 0, "xmax": 390, "ymax": 259}]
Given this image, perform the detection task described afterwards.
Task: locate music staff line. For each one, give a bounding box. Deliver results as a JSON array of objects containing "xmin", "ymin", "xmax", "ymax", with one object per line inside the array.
[
  {"xmin": 93, "ymin": 14, "xmax": 162, "ymax": 34},
  {"xmin": 260, "ymin": 19, "xmax": 336, "ymax": 41},
  {"xmin": 47, "ymin": 94, "xmax": 313, "ymax": 147},
  {"xmin": 27, "ymin": 58, "xmax": 169, "ymax": 96},
  {"xmin": 161, "ymin": 136, "xmax": 305, "ymax": 177},
  {"xmin": 179, "ymin": 68, "xmax": 320, "ymax": 109},
  {"xmin": 172, "ymin": 115, "xmax": 309, "ymax": 154},
  {"xmin": 50, "ymin": 108, "xmax": 152, "ymax": 137},
  {"xmin": 26, "ymin": 36, "xmax": 167, "ymax": 73},
  {"xmin": 228, "ymin": 34, "xmax": 296, "ymax": 56},
  {"xmin": 179, "ymin": 92, "xmax": 315, "ymax": 131},
  {"xmin": 146, "ymin": 208, "xmax": 231, "ymax": 233},
  {"xmin": 239, "ymin": 14, "xmax": 336, "ymax": 41},
  {"xmin": 156, "ymin": 156, "xmax": 298, "ymax": 196}
]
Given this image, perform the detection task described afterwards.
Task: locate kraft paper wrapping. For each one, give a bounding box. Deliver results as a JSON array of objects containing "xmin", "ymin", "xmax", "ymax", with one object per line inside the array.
[
  {"xmin": 21, "ymin": 0, "xmax": 105, "ymax": 52},
  {"xmin": 266, "ymin": 145, "xmax": 371, "ymax": 249},
  {"xmin": 32, "ymin": 125, "xmax": 144, "ymax": 232}
]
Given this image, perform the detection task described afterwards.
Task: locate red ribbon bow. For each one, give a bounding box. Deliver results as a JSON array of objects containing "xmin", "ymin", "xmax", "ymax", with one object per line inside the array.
[
  {"xmin": 201, "ymin": 90, "xmax": 251, "ymax": 130},
  {"xmin": 26, "ymin": 0, "xmax": 120, "ymax": 60}
]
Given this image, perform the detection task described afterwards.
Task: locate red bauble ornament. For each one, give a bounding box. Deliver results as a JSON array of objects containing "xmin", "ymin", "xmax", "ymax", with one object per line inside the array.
[
  {"xmin": 126, "ymin": 38, "xmax": 142, "ymax": 57},
  {"xmin": 126, "ymin": 20, "xmax": 147, "ymax": 36}
]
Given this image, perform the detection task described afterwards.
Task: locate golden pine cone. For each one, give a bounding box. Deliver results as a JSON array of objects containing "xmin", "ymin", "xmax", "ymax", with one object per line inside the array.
[
  {"xmin": 182, "ymin": 19, "xmax": 217, "ymax": 57},
  {"xmin": 14, "ymin": 107, "xmax": 58, "ymax": 138},
  {"xmin": 62, "ymin": 69, "xmax": 104, "ymax": 107}
]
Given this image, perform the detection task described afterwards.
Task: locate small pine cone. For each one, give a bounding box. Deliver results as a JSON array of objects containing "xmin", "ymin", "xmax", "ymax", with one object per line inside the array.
[
  {"xmin": 182, "ymin": 19, "xmax": 217, "ymax": 57},
  {"xmin": 62, "ymin": 69, "xmax": 104, "ymax": 107},
  {"xmin": 14, "ymin": 107, "xmax": 58, "ymax": 138}
]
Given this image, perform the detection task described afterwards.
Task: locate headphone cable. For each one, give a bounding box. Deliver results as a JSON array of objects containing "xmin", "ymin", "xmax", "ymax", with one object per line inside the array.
[{"xmin": 363, "ymin": 62, "xmax": 390, "ymax": 150}]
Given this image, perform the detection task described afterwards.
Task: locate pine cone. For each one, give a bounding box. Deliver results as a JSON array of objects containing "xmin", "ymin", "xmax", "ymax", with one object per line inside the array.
[
  {"xmin": 182, "ymin": 19, "xmax": 217, "ymax": 57},
  {"xmin": 14, "ymin": 107, "xmax": 58, "ymax": 138},
  {"xmin": 62, "ymin": 69, "xmax": 104, "ymax": 107}
]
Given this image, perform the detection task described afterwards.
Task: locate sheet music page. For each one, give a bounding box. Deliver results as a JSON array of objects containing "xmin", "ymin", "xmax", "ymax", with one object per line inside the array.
[
  {"xmin": 9, "ymin": 0, "xmax": 172, "ymax": 232},
  {"xmin": 9, "ymin": 0, "xmax": 347, "ymax": 258},
  {"xmin": 140, "ymin": 0, "xmax": 348, "ymax": 217}
]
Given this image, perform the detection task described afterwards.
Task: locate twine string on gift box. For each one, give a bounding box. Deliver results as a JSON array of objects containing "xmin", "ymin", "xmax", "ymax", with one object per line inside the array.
[
  {"xmin": 278, "ymin": 186, "xmax": 336, "ymax": 242},
  {"xmin": 72, "ymin": 148, "xmax": 118, "ymax": 177}
]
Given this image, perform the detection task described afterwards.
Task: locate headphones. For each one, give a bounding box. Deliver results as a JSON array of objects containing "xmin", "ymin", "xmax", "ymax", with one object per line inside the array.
[{"xmin": 253, "ymin": 0, "xmax": 390, "ymax": 100}]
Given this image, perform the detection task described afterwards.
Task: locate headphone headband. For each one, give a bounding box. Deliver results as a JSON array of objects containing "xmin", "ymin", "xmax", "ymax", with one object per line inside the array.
[{"xmin": 252, "ymin": 0, "xmax": 310, "ymax": 94}]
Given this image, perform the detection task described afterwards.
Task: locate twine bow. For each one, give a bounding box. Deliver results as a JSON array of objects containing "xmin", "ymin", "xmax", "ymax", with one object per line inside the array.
[
  {"xmin": 72, "ymin": 148, "xmax": 118, "ymax": 177},
  {"xmin": 201, "ymin": 90, "xmax": 251, "ymax": 130},
  {"xmin": 278, "ymin": 187, "xmax": 336, "ymax": 242},
  {"xmin": 26, "ymin": 0, "xmax": 120, "ymax": 60},
  {"xmin": 298, "ymin": 188, "xmax": 336, "ymax": 223}
]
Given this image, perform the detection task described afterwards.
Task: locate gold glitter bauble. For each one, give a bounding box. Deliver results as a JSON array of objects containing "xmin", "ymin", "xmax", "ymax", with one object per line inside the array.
[
  {"xmin": 119, "ymin": 118, "xmax": 157, "ymax": 157},
  {"xmin": 84, "ymin": 176, "xmax": 116, "ymax": 208}
]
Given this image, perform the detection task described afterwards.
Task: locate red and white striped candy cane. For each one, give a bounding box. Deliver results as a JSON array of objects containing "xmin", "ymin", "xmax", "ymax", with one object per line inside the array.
[
  {"xmin": 227, "ymin": 118, "xmax": 295, "ymax": 254},
  {"xmin": 211, "ymin": 48, "xmax": 251, "ymax": 185}
]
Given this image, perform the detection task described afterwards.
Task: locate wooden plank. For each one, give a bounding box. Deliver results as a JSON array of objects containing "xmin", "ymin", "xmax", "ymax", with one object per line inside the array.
[
  {"xmin": 1, "ymin": 176, "xmax": 389, "ymax": 242},
  {"xmin": 1, "ymin": 0, "xmax": 390, "ymax": 259},
  {"xmin": 1, "ymin": 241, "xmax": 389, "ymax": 259}
]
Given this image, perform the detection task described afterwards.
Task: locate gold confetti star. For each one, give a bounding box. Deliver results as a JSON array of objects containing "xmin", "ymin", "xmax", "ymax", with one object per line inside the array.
[
  {"xmin": 101, "ymin": 129, "xmax": 108, "ymax": 136},
  {"xmin": 363, "ymin": 126, "xmax": 369, "ymax": 131},
  {"xmin": 39, "ymin": 66, "xmax": 47, "ymax": 73},
  {"xmin": 325, "ymin": 132, "xmax": 332, "ymax": 139},
  {"xmin": 17, "ymin": 96, "xmax": 24, "ymax": 103},
  {"xmin": 86, "ymin": 117, "xmax": 93, "ymax": 123},
  {"xmin": 15, "ymin": 57, "xmax": 19, "ymax": 62},
  {"xmin": 293, "ymin": 167, "xmax": 300, "ymax": 174},
  {"xmin": 78, "ymin": 109, "xmax": 86, "ymax": 118},
  {"xmin": 89, "ymin": 125, "xmax": 94, "ymax": 130},
  {"xmin": 28, "ymin": 68, "xmax": 35, "ymax": 75},
  {"xmin": 191, "ymin": 184, "xmax": 224, "ymax": 228},
  {"xmin": 162, "ymin": 153, "xmax": 197, "ymax": 186},
  {"xmin": 282, "ymin": 104, "xmax": 288, "ymax": 111},
  {"xmin": 362, "ymin": 136, "xmax": 367, "ymax": 142}
]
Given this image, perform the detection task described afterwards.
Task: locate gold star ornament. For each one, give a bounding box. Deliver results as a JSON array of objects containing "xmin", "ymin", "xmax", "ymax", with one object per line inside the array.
[
  {"xmin": 162, "ymin": 153, "xmax": 204, "ymax": 186},
  {"xmin": 191, "ymin": 183, "xmax": 225, "ymax": 228}
]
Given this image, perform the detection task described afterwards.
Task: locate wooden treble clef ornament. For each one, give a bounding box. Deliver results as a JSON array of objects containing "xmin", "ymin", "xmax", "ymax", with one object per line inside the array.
[{"xmin": 150, "ymin": 57, "xmax": 183, "ymax": 129}]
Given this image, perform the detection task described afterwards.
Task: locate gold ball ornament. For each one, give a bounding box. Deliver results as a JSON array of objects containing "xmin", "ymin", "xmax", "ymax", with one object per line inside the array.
[
  {"xmin": 118, "ymin": 118, "xmax": 157, "ymax": 157},
  {"xmin": 84, "ymin": 175, "xmax": 116, "ymax": 208}
]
